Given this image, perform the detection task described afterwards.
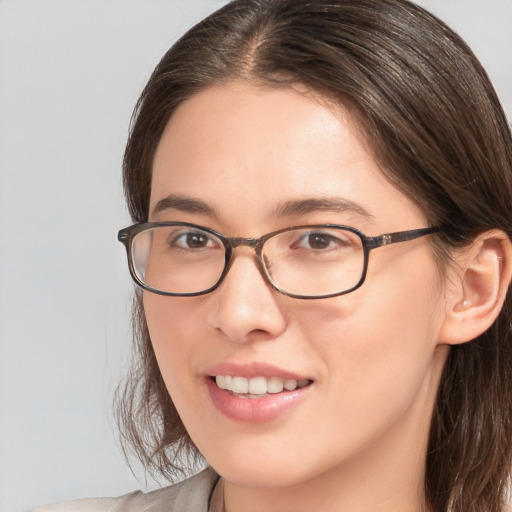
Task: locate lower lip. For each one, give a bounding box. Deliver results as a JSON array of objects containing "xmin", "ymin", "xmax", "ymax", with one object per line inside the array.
[{"xmin": 206, "ymin": 378, "xmax": 311, "ymax": 424}]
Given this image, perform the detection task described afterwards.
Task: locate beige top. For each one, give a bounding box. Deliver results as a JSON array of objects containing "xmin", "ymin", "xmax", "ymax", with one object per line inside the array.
[
  {"xmin": 27, "ymin": 468, "xmax": 512, "ymax": 511},
  {"xmin": 28, "ymin": 467, "xmax": 223, "ymax": 512}
]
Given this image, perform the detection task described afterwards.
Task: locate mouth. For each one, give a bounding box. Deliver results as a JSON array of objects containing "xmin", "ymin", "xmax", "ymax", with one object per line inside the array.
[
  {"xmin": 204, "ymin": 362, "xmax": 314, "ymax": 422},
  {"xmin": 212, "ymin": 375, "xmax": 312, "ymax": 398}
]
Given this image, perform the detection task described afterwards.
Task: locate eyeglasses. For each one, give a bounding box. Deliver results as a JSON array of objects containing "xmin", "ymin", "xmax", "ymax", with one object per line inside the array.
[{"xmin": 118, "ymin": 222, "xmax": 438, "ymax": 299}]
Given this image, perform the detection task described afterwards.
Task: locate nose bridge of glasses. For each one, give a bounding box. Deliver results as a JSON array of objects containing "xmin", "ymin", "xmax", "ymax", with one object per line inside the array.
[
  {"xmin": 224, "ymin": 236, "xmax": 269, "ymax": 281},
  {"xmin": 225, "ymin": 236, "xmax": 266, "ymax": 266},
  {"xmin": 227, "ymin": 236, "xmax": 260, "ymax": 250}
]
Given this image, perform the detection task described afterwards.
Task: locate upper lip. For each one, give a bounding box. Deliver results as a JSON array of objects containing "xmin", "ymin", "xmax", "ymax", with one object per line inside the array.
[{"xmin": 205, "ymin": 361, "xmax": 311, "ymax": 381}]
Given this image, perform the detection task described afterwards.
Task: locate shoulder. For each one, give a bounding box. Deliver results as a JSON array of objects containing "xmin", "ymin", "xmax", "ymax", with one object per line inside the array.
[
  {"xmin": 28, "ymin": 467, "xmax": 220, "ymax": 512},
  {"xmin": 28, "ymin": 496, "xmax": 132, "ymax": 512}
]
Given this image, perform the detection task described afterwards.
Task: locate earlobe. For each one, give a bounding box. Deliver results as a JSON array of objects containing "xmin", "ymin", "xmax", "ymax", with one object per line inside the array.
[{"xmin": 438, "ymin": 230, "xmax": 512, "ymax": 346}]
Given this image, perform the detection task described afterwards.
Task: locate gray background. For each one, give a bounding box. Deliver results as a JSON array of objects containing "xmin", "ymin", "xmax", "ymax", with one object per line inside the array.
[{"xmin": 0, "ymin": 1, "xmax": 510, "ymax": 511}]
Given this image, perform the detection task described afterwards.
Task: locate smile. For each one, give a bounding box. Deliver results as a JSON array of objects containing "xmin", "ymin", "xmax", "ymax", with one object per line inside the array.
[
  {"xmin": 206, "ymin": 373, "xmax": 313, "ymax": 423},
  {"xmin": 215, "ymin": 375, "xmax": 311, "ymax": 397}
]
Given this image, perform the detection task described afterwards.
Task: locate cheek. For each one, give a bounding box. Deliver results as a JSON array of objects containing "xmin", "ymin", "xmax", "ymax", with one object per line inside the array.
[
  {"xmin": 142, "ymin": 293, "xmax": 201, "ymax": 397},
  {"xmin": 294, "ymin": 251, "xmax": 446, "ymax": 412}
]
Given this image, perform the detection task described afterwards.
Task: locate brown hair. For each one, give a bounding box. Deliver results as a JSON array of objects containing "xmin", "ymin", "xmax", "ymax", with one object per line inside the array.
[{"xmin": 116, "ymin": 1, "xmax": 512, "ymax": 510}]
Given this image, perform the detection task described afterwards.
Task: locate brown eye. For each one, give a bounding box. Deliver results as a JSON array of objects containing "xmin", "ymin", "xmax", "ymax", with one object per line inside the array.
[
  {"xmin": 307, "ymin": 233, "xmax": 331, "ymax": 250},
  {"xmin": 171, "ymin": 230, "xmax": 216, "ymax": 250},
  {"xmin": 293, "ymin": 231, "xmax": 350, "ymax": 251},
  {"xmin": 185, "ymin": 233, "xmax": 209, "ymax": 248}
]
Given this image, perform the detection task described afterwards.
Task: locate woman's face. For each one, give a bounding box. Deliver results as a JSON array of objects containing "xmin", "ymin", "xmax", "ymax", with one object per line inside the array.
[{"xmin": 145, "ymin": 82, "xmax": 450, "ymax": 491}]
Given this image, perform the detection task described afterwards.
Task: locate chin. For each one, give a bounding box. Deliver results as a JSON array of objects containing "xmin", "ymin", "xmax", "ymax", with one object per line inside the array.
[
  {"xmin": 212, "ymin": 459, "xmax": 310, "ymax": 489},
  {"xmin": 200, "ymin": 436, "xmax": 331, "ymax": 490}
]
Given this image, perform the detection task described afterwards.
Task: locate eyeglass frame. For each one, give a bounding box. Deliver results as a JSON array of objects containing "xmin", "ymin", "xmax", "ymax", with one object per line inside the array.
[{"xmin": 118, "ymin": 222, "xmax": 439, "ymax": 300}]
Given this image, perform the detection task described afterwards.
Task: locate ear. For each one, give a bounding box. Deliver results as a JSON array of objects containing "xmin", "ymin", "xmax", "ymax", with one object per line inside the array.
[{"xmin": 438, "ymin": 229, "xmax": 512, "ymax": 345}]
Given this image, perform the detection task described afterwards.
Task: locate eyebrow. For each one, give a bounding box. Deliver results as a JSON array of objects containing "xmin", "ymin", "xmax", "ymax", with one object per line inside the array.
[
  {"xmin": 151, "ymin": 194, "xmax": 374, "ymax": 221},
  {"xmin": 152, "ymin": 194, "xmax": 217, "ymax": 217},
  {"xmin": 275, "ymin": 197, "xmax": 374, "ymax": 221}
]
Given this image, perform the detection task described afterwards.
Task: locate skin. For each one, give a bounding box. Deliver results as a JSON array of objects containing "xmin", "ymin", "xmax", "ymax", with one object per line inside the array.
[{"xmin": 144, "ymin": 82, "xmax": 454, "ymax": 512}]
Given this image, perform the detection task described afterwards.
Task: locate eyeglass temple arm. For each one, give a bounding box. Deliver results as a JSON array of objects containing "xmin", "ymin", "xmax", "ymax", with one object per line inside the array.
[{"xmin": 369, "ymin": 227, "xmax": 439, "ymax": 249}]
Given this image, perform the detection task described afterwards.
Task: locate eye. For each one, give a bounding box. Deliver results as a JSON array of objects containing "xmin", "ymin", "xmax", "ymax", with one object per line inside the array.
[
  {"xmin": 294, "ymin": 231, "xmax": 350, "ymax": 251},
  {"xmin": 171, "ymin": 230, "xmax": 218, "ymax": 250}
]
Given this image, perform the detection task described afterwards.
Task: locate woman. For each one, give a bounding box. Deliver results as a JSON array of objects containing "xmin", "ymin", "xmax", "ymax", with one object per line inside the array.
[{"xmin": 34, "ymin": 0, "xmax": 512, "ymax": 510}]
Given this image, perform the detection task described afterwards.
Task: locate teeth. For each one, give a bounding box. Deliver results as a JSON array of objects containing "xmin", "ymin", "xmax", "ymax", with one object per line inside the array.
[
  {"xmin": 267, "ymin": 376, "xmax": 284, "ymax": 393},
  {"xmin": 216, "ymin": 374, "xmax": 231, "ymax": 390},
  {"xmin": 215, "ymin": 375, "xmax": 310, "ymax": 395},
  {"xmin": 232, "ymin": 376, "xmax": 249, "ymax": 394},
  {"xmin": 284, "ymin": 379, "xmax": 297, "ymax": 391},
  {"xmin": 249, "ymin": 376, "xmax": 267, "ymax": 394}
]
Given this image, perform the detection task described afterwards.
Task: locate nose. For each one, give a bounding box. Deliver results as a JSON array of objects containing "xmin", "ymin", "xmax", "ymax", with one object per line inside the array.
[{"xmin": 209, "ymin": 250, "xmax": 287, "ymax": 344}]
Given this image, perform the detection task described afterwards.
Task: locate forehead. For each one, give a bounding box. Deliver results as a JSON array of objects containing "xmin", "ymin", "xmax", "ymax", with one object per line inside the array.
[{"xmin": 150, "ymin": 82, "xmax": 425, "ymax": 232}]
